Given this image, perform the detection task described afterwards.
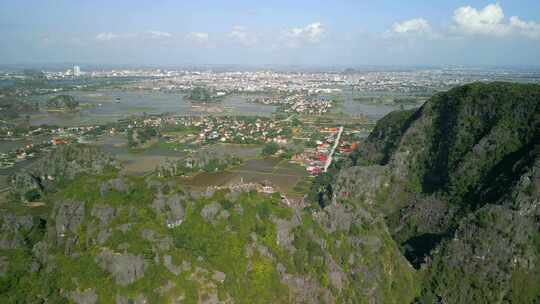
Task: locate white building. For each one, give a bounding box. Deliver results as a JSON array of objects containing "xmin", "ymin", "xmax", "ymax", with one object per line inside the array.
[{"xmin": 73, "ymin": 65, "xmax": 81, "ymax": 77}]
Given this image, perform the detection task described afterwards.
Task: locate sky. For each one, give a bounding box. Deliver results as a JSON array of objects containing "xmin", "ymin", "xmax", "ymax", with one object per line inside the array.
[{"xmin": 1, "ymin": 0, "xmax": 540, "ymax": 67}]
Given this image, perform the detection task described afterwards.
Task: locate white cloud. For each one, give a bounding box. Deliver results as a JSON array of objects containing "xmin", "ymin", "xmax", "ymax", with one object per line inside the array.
[
  {"xmin": 227, "ymin": 26, "xmax": 258, "ymax": 46},
  {"xmin": 147, "ymin": 30, "xmax": 172, "ymax": 38},
  {"xmin": 285, "ymin": 22, "xmax": 324, "ymax": 43},
  {"xmin": 393, "ymin": 18, "xmax": 431, "ymax": 34},
  {"xmin": 95, "ymin": 32, "xmax": 118, "ymax": 41},
  {"xmin": 186, "ymin": 32, "xmax": 209, "ymax": 44},
  {"xmin": 228, "ymin": 26, "xmax": 248, "ymax": 40},
  {"xmin": 453, "ymin": 3, "xmax": 509, "ymax": 36},
  {"xmin": 95, "ymin": 31, "xmax": 172, "ymax": 42},
  {"xmin": 510, "ymin": 16, "xmax": 540, "ymax": 39},
  {"xmin": 279, "ymin": 22, "xmax": 325, "ymax": 48},
  {"xmin": 452, "ymin": 3, "xmax": 540, "ymax": 39}
]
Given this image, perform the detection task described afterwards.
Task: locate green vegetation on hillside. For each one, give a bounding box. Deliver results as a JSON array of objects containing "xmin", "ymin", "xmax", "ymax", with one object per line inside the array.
[
  {"xmin": 187, "ymin": 87, "xmax": 221, "ymax": 103},
  {"xmin": 46, "ymin": 94, "xmax": 79, "ymax": 111},
  {"xmin": 127, "ymin": 127, "xmax": 159, "ymax": 148},
  {"xmin": 0, "ymin": 145, "xmax": 419, "ymax": 303},
  {"xmin": 261, "ymin": 142, "xmax": 279, "ymax": 156},
  {"xmin": 334, "ymin": 82, "xmax": 540, "ymax": 303},
  {"xmin": 0, "ymin": 96, "xmax": 39, "ymax": 120},
  {"xmin": 157, "ymin": 152, "xmax": 242, "ymax": 177}
]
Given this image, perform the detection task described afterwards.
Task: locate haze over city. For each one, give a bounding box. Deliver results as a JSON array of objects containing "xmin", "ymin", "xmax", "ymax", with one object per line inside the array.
[{"xmin": 2, "ymin": 0, "xmax": 540, "ymax": 66}]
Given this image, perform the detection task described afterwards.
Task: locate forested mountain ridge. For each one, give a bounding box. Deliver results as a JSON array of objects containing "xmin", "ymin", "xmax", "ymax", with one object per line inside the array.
[{"xmin": 335, "ymin": 82, "xmax": 540, "ymax": 303}]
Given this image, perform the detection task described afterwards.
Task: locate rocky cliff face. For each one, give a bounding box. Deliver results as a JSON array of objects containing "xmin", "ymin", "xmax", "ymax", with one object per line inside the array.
[
  {"xmin": 0, "ymin": 171, "xmax": 419, "ymax": 303},
  {"xmin": 9, "ymin": 144, "xmax": 119, "ymax": 201},
  {"xmin": 335, "ymin": 82, "xmax": 540, "ymax": 303}
]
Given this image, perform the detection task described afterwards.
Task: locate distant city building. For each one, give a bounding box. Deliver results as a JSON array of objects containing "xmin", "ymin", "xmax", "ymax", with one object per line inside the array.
[{"xmin": 73, "ymin": 65, "xmax": 81, "ymax": 77}]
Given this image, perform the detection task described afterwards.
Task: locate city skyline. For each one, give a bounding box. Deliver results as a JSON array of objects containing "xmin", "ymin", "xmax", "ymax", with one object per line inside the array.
[{"xmin": 1, "ymin": 1, "xmax": 540, "ymax": 66}]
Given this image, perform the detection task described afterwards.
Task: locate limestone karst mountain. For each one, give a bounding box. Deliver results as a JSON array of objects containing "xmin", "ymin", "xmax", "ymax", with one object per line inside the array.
[{"xmin": 1, "ymin": 82, "xmax": 539, "ymax": 303}]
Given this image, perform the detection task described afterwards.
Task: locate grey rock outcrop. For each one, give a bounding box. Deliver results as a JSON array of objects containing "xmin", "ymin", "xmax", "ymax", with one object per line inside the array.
[
  {"xmin": 8, "ymin": 172, "xmax": 42, "ymax": 200},
  {"xmin": 10, "ymin": 145, "xmax": 119, "ymax": 199},
  {"xmin": 117, "ymin": 223, "xmax": 132, "ymax": 233},
  {"xmin": 0, "ymin": 214, "xmax": 34, "ymax": 249},
  {"xmin": 69, "ymin": 288, "xmax": 98, "ymax": 304},
  {"xmin": 96, "ymin": 248, "xmax": 147, "ymax": 286},
  {"xmin": 51, "ymin": 201, "xmax": 86, "ymax": 255},
  {"xmin": 163, "ymin": 255, "xmax": 189, "ymax": 276},
  {"xmin": 272, "ymin": 212, "xmax": 301, "ymax": 252},
  {"xmin": 200, "ymin": 202, "xmax": 221, "ymax": 223},
  {"xmin": 90, "ymin": 204, "xmax": 117, "ymax": 245},
  {"xmin": 212, "ymin": 271, "xmax": 226, "ymax": 283},
  {"xmin": 276, "ymin": 263, "xmax": 334, "ymax": 304},
  {"xmin": 141, "ymin": 229, "xmax": 172, "ymax": 251},
  {"xmin": 152, "ymin": 193, "xmax": 186, "ymax": 227},
  {"xmin": 326, "ymin": 255, "xmax": 346, "ymax": 291},
  {"xmin": 189, "ymin": 266, "xmax": 222, "ymax": 304},
  {"xmin": 32, "ymin": 240, "xmax": 55, "ymax": 273},
  {"xmin": 91, "ymin": 204, "xmax": 117, "ymax": 227},
  {"xmin": 100, "ymin": 178, "xmax": 129, "ymax": 197},
  {"xmin": 116, "ymin": 294, "xmax": 147, "ymax": 304},
  {"xmin": 334, "ymin": 165, "xmax": 388, "ymax": 204},
  {"xmin": 156, "ymin": 280, "xmax": 176, "ymax": 296}
]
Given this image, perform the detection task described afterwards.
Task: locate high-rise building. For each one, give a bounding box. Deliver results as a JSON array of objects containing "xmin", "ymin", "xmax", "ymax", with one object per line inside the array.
[{"xmin": 73, "ymin": 65, "xmax": 81, "ymax": 77}]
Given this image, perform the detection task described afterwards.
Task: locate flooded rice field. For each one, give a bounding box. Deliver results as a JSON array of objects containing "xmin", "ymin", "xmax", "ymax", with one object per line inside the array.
[
  {"xmin": 338, "ymin": 90, "xmax": 421, "ymax": 119},
  {"xmin": 179, "ymin": 158, "xmax": 308, "ymax": 196},
  {"xmin": 98, "ymin": 134, "xmax": 184, "ymax": 175},
  {"xmin": 28, "ymin": 90, "xmax": 277, "ymax": 126},
  {"xmin": 26, "ymin": 88, "xmax": 418, "ymax": 126},
  {"xmin": 97, "ymin": 136, "xmax": 265, "ymax": 176},
  {"xmin": 199, "ymin": 143, "xmax": 262, "ymax": 159}
]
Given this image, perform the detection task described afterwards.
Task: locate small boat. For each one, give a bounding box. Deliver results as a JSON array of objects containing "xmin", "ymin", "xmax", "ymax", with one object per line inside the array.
[{"xmin": 115, "ymin": 97, "xmax": 121, "ymax": 103}]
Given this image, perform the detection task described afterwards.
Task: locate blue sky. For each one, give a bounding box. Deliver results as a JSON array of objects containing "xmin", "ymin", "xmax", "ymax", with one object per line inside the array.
[{"xmin": 1, "ymin": 0, "xmax": 540, "ymax": 66}]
